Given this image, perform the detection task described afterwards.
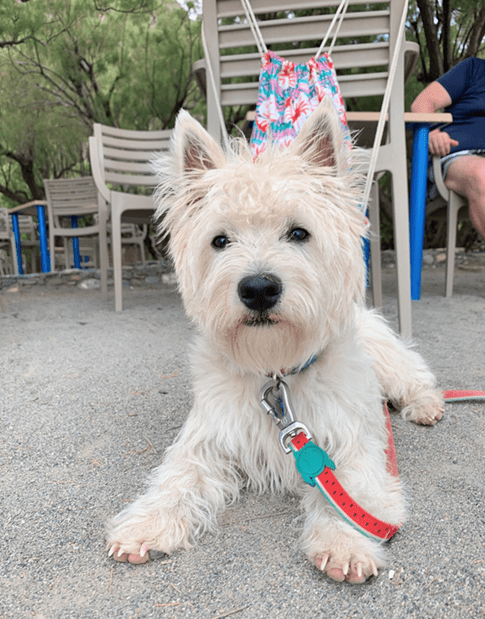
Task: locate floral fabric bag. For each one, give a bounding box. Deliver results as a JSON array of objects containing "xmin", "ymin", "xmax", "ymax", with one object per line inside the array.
[{"xmin": 250, "ymin": 50, "xmax": 351, "ymax": 158}]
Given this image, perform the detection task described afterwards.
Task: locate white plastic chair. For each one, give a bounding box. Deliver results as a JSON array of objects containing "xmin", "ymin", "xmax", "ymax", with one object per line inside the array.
[
  {"xmin": 43, "ymin": 177, "xmax": 109, "ymax": 296},
  {"xmin": 89, "ymin": 125, "xmax": 172, "ymax": 311}
]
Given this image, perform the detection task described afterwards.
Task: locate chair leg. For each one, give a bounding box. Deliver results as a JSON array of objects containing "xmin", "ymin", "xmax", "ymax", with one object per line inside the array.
[
  {"xmin": 64, "ymin": 239, "xmax": 70, "ymax": 270},
  {"xmin": 390, "ymin": 171, "xmax": 412, "ymax": 339},
  {"xmin": 98, "ymin": 209, "xmax": 109, "ymax": 302},
  {"xmin": 10, "ymin": 238, "xmax": 19, "ymax": 276},
  {"xmin": 445, "ymin": 191, "xmax": 460, "ymax": 298},
  {"xmin": 30, "ymin": 248, "xmax": 37, "ymax": 273},
  {"xmin": 368, "ymin": 180, "xmax": 382, "ymax": 308},
  {"xmin": 49, "ymin": 231, "xmax": 56, "ymax": 272},
  {"xmin": 111, "ymin": 206, "xmax": 124, "ymax": 312},
  {"xmin": 139, "ymin": 238, "xmax": 146, "ymax": 265}
]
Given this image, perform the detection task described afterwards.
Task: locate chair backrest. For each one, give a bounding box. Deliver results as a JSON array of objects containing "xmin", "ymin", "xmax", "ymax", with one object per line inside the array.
[
  {"xmin": 91, "ymin": 124, "xmax": 173, "ymax": 196},
  {"xmin": 44, "ymin": 177, "xmax": 99, "ymax": 219},
  {"xmin": 199, "ymin": 0, "xmax": 413, "ymax": 141}
]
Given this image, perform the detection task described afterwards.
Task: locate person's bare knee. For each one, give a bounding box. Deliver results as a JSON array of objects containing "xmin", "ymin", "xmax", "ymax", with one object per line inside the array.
[
  {"xmin": 445, "ymin": 156, "xmax": 485, "ymax": 238},
  {"xmin": 445, "ymin": 156, "xmax": 485, "ymax": 199}
]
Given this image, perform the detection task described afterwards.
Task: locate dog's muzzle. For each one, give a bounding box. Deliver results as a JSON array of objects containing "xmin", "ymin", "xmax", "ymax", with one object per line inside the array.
[{"xmin": 238, "ymin": 273, "xmax": 282, "ymax": 313}]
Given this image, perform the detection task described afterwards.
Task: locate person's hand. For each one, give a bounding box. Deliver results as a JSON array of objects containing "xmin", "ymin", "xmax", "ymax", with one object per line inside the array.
[{"xmin": 428, "ymin": 129, "xmax": 459, "ymax": 157}]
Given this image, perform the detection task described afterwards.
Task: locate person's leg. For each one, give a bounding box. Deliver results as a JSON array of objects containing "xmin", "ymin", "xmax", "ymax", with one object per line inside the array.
[{"xmin": 445, "ymin": 155, "xmax": 485, "ymax": 239}]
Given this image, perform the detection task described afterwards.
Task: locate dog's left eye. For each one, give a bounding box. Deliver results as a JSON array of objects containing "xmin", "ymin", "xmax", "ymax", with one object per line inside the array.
[
  {"xmin": 288, "ymin": 227, "xmax": 310, "ymax": 243},
  {"xmin": 211, "ymin": 235, "xmax": 230, "ymax": 249}
]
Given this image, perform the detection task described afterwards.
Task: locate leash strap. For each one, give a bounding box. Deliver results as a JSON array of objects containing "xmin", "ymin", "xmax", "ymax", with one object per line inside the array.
[
  {"xmin": 443, "ymin": 390, "xmax": 485, "ymax": 402},
  {"xmin": 289, "ymin": 430, "xmax": 400, "ymax": 542}
]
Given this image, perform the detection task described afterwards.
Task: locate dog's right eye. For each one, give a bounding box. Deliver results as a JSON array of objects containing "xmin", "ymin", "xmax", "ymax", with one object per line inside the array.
[{"xmin": 211, "ymin": 235, "xmax": 230, "ymax": 249}]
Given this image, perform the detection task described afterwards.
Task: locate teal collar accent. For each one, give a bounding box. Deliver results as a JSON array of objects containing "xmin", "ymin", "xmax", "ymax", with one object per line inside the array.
[{"xmin": 268, "ymin": 353, "xmax": 320, "ymax": 379}]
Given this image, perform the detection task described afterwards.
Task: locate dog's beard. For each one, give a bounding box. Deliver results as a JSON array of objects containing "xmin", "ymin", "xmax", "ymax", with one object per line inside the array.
[{"xmin": 217, "ymin": 312, "xmax": 315, "ymax": 375}]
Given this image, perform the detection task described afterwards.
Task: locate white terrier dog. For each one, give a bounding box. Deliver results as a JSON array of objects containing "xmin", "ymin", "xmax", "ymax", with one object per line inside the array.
[{"xmin": 106, "ymin": 99, "xmax": 444, "ymax": 583}]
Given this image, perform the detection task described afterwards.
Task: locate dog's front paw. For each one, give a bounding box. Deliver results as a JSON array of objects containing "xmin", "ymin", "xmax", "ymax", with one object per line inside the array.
[
  {"xmin": 304, "ymin": 525, "xmax": 387, "ymax": 584},
  {"xmin": 314, "ymin": 550, "xmax": 380, "ymax": 584},
  {"xmin": 400, "ymin": 389, "xmax": 444, "ymax": 425},
  {"xmin": 108, "ymin": 541, "xmax": 154, "ymax": 564},
  {"xmin": 106, "ymin": 503, "xmax": 189, "ymax": 565}
]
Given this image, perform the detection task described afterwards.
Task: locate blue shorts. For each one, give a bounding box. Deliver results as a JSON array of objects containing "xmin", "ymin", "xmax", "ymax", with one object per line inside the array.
[{"xmin": 428, "ymin": 149, "xmax": 485, "ymax": 200}]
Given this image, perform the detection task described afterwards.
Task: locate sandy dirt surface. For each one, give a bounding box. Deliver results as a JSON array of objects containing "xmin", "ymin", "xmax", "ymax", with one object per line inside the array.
[{"xmin": 1, "ymin": 263, "xmax": 484, "ymax": 619}]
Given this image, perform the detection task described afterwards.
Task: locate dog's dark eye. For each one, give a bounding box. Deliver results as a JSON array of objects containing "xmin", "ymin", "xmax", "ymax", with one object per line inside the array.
[
  {"xmin": 211, "ymin": 235, "xmax": 230, "ymax": 249},
  {"xmin": 288, "ymin": 227, "xmax": 310, "ymax": 243}
]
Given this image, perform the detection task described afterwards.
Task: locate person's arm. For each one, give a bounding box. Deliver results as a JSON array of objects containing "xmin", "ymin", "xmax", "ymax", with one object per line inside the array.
[{"xmin": 411, "ymin": 81, "xmax": 459, "ymax": 157}]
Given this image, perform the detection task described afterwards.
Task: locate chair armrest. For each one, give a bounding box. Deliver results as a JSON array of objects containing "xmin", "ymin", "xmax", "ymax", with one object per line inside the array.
[{"xmin": 8, "ymin": 201, "xmax": 48, "ymax": 217}]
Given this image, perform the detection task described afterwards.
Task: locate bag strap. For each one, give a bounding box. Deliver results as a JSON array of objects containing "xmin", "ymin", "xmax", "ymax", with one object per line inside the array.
[
  {"xmin": 316, "ymin": 0, "xmax": 351, "ymax": 58},
  {"xmin": 240, "ymin": 0, "xmax": 267, "ymax": 55},
  {"xmin": 241, "ymin": 0, "xmax": 349, "ymax": 60}
]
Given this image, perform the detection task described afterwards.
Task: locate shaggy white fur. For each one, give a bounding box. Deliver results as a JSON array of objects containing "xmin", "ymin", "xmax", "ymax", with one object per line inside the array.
[{"xmin": 106, "ymin": 98, "xmax": 444, "ymax": 584}]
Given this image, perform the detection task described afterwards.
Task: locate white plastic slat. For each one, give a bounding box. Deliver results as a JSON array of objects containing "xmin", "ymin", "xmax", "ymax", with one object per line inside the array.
[
  {"xmin": 100, "ymin": 126, "xmax": 172, "ymax": 140},
  {"xmin": 218, "ymin": 11, "xmax": 390, "ymax": 48},
  {"xmin": 217, "ymin": 0, "xmax": 377, "ymax": 18},
  {"xmin": 102, "ymin": 135, "xmax": 170, "ymax": 151},
  {"xmin": 103, "ymin": 146, "xmax": 163, "ymax": 162},
  {"xmin": 220, "ymin": 43, "xmax": 389, "ymax": 78},
  {"xmin": 220, "ymin": 71, "xmax": 388, "ymax": 105},
  {"xmin": 104, "ymin": 171, "xmax": 156, "ymax": 187},
  {"xmin": 104, "ymin": 158, "xmax": 154, "ymax": 175}
]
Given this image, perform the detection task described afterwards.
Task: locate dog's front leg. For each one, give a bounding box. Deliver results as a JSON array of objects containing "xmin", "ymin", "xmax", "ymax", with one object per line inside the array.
[
  {"xmin": 358, "ymin": 308, "xmax": 444, "ymax": 425},
  {"xmin": 106, "ymin": 412, "xmax": 240, "ymax": 564},
  {"xmin": 299, "ymin": 451, "xmax": 404, "ymax": 584}
]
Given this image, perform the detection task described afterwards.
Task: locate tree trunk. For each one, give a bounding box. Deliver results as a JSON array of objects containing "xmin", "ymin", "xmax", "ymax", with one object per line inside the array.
[
  {"xmin": 416, "ymin": 0, "xmax": 443, "ymax": 81},
  {"xmin": 465, "ymin": 5, "xmax": 485, "ymax": 59}
]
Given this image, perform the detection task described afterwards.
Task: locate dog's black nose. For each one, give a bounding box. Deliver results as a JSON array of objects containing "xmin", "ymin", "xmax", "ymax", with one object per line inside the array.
[{"xmin": 238, "ymin": 273, "xmax": 283, "ymax": 312}]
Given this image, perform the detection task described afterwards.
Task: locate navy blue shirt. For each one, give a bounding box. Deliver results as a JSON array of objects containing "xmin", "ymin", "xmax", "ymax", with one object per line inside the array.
[{"xmin": 437, "ymin": 57, "xmax": 485, "ymax": 153}]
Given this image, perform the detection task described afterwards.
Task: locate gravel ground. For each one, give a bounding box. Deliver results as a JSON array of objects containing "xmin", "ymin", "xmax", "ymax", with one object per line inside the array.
[{"xmin": 1, "ymin": 264, "xmax": 484, "ymax": 619}]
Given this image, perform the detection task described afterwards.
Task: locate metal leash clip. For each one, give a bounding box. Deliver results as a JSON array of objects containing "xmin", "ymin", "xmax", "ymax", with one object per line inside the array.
[{"xmin": 259, "ymin": 377, "xmax": 312, "ymax": 454}]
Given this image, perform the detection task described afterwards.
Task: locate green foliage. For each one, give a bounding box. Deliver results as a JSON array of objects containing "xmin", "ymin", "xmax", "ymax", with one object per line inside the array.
[{"xmin": 0, "ymin": 0, "xmax": 203, "ymax": 206}]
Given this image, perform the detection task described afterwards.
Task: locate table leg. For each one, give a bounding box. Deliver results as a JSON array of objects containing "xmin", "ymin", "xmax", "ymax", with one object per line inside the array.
[
  {"xmin": 36, "ymin": 204, "xmax": 51, "ymax": 273},
  {"xmin": 70, "ymin": 215, "xmax": 81, "ymax": 269},
  {"xmin": 409, "ymin": 124, "xmax": 430, "ymax": 301},
  {"xmin": 11, "ymin": 213, "xmax": 23, "ymax": 275}
]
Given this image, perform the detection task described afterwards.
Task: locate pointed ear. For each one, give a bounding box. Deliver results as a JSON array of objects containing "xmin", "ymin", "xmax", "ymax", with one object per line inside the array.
[
  {"xmin": 290, "ymin": 97, "xmax": 349, "ymax": 173},
  {"xmin": 172, "ymin": 109, "xmax": 226, "ymax": 176}
]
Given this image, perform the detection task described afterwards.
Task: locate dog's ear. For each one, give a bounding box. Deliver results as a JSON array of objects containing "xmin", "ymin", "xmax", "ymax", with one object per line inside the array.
[
  {"xmin": 172, "ymin": 109, "xmax": 226, "ymax": 175},
  {"xmin": 290, "ymin": 97, "xmax": 349, "ymax": 173}
]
